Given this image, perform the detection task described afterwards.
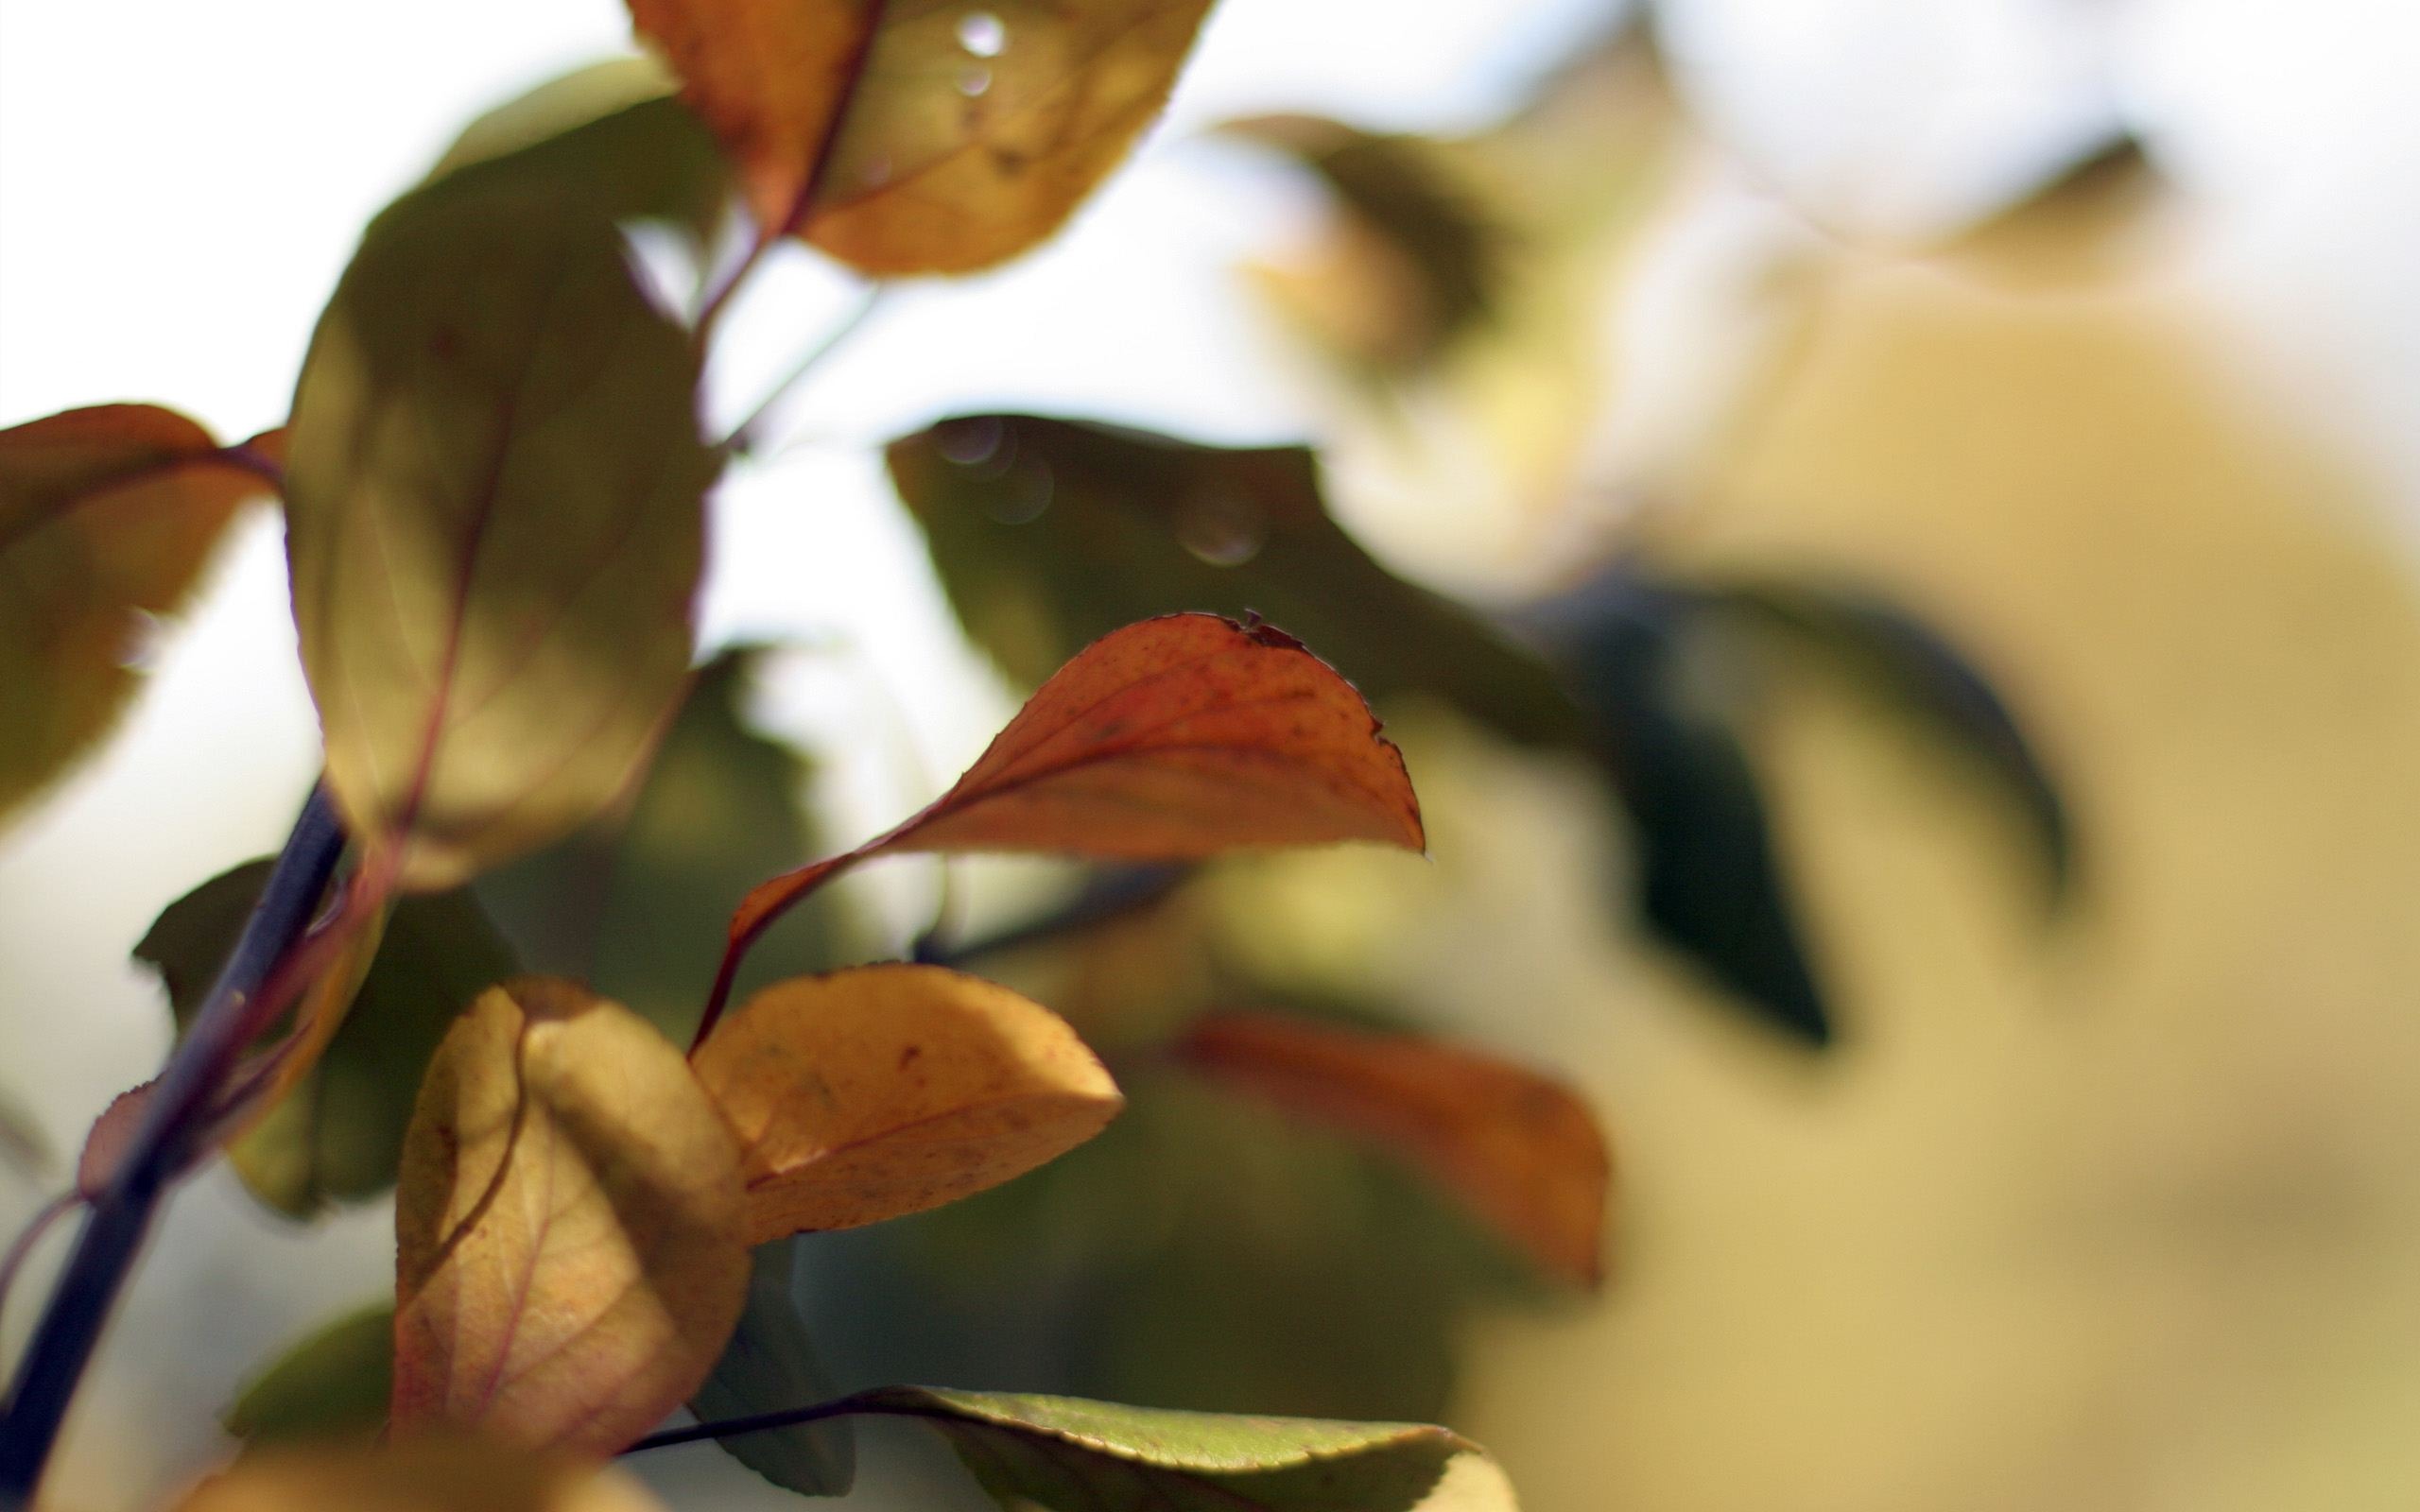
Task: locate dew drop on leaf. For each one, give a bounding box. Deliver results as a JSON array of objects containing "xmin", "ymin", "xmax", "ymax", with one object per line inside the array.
[
  {"xmin": 958, "ymin": 66, "xmax": 993, "ymax": 98},
  {"xmin": 957, "ymin": 10, "xmax": 1007, "ymax": 58},
  {"xmin": 987, "ymin": 457, "xmax": 1054, "ymax": 525},
  {"xmin": 1177, "ymin": 490, "xmax": 1267, "ymax": 566}
]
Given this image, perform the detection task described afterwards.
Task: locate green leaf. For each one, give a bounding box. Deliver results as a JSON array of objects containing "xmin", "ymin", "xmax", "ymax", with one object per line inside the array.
[
  {"xmin": 476, "ymin": 648, "xmax": 856, "ymax": 1047},
  {"xmin": 1528, "ymin": 576, "xmax": 1832, "ymax": 1044},
  {"xmin": 286, "ymin": 168, "xmax": 718, "ymax": 891},
  {"xmin": 137, "ymin": 861, "xmax": 519, "ymax": 1214},
  {"xmin": 853, "ymin": 1385, "xmax": 1513, "ymax": 1512},
  {"xmin": 411, "ymin": 57, "xmax": 732, "ymax": 249},
  {"xmin": 688, "ymin": 1239, "xmax": 856, "ymax": 1497},
  {"xmin": 1699, "ymin": 578, "xmax": 2072, "ymax": 897},
  {"xmin": 0, "ymin": 404, "xmax": 272, "ymax": 830},
  {"xmin": 225, "ymin": 1302, "xmax": 394, "ymax": 1447},
  {"xmin": 885, "ymin": 415, "xmax": 1586, "ymax": 750}
]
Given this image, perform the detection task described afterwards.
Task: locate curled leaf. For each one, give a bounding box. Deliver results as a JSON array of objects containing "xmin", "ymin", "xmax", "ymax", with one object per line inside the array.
[
  {"xmin": 629, "ymin": 0, "xmax": 1216, "ymax": 273},
  {"xmin": 391, "ymin": 979, "xmax": 748, "ymax": 1455},
  {"xmin": 1176, "ymin": 1012, "xmax": 1610, "ymax": 1289},
  {"xmin": 285, "ymin": 166, "xmax": 717, "ymax": 891},
  {"xmin": 170, "ymin": 1436, "xmax": 670, "ymax": 1512},
  {"xmin": 724, "ymin": 614, "xmax": 1424, "ymax": 985},
  {"xmin": 0, "ymin": 404, "xmax": 274, "ymax": 828},
  {"xmin": 693, "ymin": 964, "xmax": 1121, "ymax": 1239},
  {"xmin": 844, "ymin": 1386, "xmax": 1516, "ymax": 1512}
]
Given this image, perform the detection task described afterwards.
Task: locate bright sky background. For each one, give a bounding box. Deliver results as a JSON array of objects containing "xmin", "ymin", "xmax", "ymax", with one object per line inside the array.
[{"xmin": 5, "ymin": 0, "xmax": 2420, "ymax": 1505}]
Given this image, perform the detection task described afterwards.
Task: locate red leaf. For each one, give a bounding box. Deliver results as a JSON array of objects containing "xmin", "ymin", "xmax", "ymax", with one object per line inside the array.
[{"xmin": 1176, "ymin": 1011, "xmax": 1613, "ymax": 1289}]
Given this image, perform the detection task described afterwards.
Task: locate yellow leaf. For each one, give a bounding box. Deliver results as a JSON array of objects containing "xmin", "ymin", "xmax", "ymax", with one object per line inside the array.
[
  {"xmin": 0, "ymin": 404, "xmax": 273, "ymax": 828},
  {"xmin": 169, "ymin": 1435, "xmax": 668, "ymax": 1512},
  {"xmin": 629, "ymin": 0, "xmax": 1216, "ymax": 274},
  {"xmin": 391, "ymin": 979, "xmax": 748, "ymax": 1455},
  {"xmin": 692, "ymin": 964, "xmax": 1122, "ymax": 1239}
]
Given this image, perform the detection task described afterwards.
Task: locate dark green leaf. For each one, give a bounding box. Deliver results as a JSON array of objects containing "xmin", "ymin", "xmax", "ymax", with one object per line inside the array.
[
  {"xmin": 689, "ymin": 1239, "xmax": 856, "ymax": 1497},
  {"xmin": 1701, "ymin": 579, "xmax": 2073, "ymax": 897},
  {"xmin": 224, "ymin": 1302, "xmax": 394, "ymax": 1446},
  {"xmin": 1528, "ymin": 576, "xmax": 1832, "ymax": 1044},
  {"xmin": 850, "ymin": 1385, "xmax": 1512, "ymax": 1512},
  {"xmin": 476, "ymin": 648, "xmax": 856, "ymax": 1047},
  {"xmin": 286, "ymin": 160, "xmax": 717, "ymax": 891},
  {"xmin": 137, "ymin": 862, "xmax": 518, "ymax": 1214},
  {"xmin": 885, "ymin": 415, "xmax": 1586, "ymax": 750}
]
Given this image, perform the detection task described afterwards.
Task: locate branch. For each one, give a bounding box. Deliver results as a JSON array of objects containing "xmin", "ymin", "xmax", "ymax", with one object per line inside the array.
[{"xmin": 0, "ymin": 786, "xmax": 347, "ymax": 1507}]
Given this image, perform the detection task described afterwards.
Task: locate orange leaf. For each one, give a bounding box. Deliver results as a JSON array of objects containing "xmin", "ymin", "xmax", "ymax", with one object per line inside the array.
[
  {"xmin": 1, "ymin": 404, "xmax": 276, "ymax": 827},
  {"xmin": 170, "ymin": 1435, "xmax": 670, "ymax": 1512},
  {"xmin": 693, "ymin": 964, "xmax": 1122, "ymax": 1240},
  {"xmin": 1175, "ymin": 1011, "xmax": 1612, "ymax": 1289},
  {"xmin": 391, "ymin": 979, "xmax": 748, "ymax": 1455},
  {"xmin": 628, "ymin": 0, "xmax": 1216, "ymax": 274},
  {"xmin": 722, "ymin": 614, "xmax": 1423, "ymax": 995}
]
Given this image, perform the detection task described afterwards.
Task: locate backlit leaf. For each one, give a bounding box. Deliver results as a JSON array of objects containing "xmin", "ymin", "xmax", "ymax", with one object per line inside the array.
[
  {"xmin": 137, "ymin": 860, "xmax": 519, "ymax": 1215},
  {"xmin": 226, "ymin": 1302, "xmax": 395, "ymax": 1447},
  {"xmin": 692, "ymin": 964, "xmax": 1121, "ymax": 1239},
  {"xmin": 285, "ymin": 171, "xmax": 717, "ymax": 892},
  {"xmin": 725, "ymin": 614, "xmax": 1425, "ymax": 969},
  {"xmin": 391, "ymin": 979, "xmax": 748, "ymax": 1455},
  {"xmin": 630, "ymin": 0, "xmax": 1217, "ymax": 273},
  {"xmin": 687, "ymin": 1238, "xmax": 856, "ymax": 1496},
  {"xmin": 0, "ymin": 404, "xmax": 274, "ymax": 828},
  {"xmin": 170, "ymin": 1436, "xmax": 669, "ymax": 1512},
  {"xmin": 844, "ymin": 1386, "xmax": 1516, "ymax": 1512},
  {"xmin": 1175, "ymin": 1011, "xmax": 1610, "ymax": 1289},
  {"xmin": 417, "ymin": 59, "xmax": 731, "ymax": 247}
]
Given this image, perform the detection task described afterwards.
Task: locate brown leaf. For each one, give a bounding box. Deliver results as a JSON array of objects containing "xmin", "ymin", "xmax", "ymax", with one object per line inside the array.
[
  {"xmin": 170, "ymin": 1435, "xmax": 669, "ymax": 1512},
  {"xmin": 0, "ymin": 404, "xmax": 274, "ymax": 827},
  {"xmin": 1175, "ymin": 1011, "xmax": 1611, "ymax": 1289},
  {"xmin": 719, "ymin": 614, "xmax": 1424, "ymax": 1004},
  {"xmin": 629, "ymin": 0, "xmax": 1216, "ymax": 274},
  {"xmin": 391, "ymin": 979, "xmax": 748, "ymax": 1455},
  {"xmin": 692, "ymin": 963, "xmax": 1121, "ymax": 1239}
]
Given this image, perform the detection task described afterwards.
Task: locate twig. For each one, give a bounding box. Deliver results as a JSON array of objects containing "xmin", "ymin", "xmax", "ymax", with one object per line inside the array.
[
  {"xmin": 0, "ymin": 787, "xmax": 346, "ymax": 1507},
  {"xmin": 719, "ymin": 284, "xmax": 890, "ymax": 457}
]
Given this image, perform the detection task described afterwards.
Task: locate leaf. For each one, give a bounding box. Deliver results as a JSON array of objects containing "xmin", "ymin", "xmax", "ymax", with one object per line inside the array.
[
  {"xmin": 170, "ymin": 1436, "xmax": 671, "ymax": 1512},
  {"xmin": 1699, "ymin": 578, "xmax": 2072, "ymax": 896},
  {"xmin": 1219, "ymin": 115, "xmax": 1505, "ymax": 367},
  {"xmin": 845, "ymin": 1386, "xmax": 1515, "ymax": 1512},
  {"xmin": 477, "ymin": 648, "xmax": 854, "ymax": 1047},
  {"xmin": 226, "ymin": 1303, "xmax": 395, "ymax": 1447},
  {"xmin": 1174, "ymin": 1011, "xmax": 1610, "ymax": 1289},
  {"xmin": 77, "ymin": 1083, "xmax": 151, "ymax": 1199},
  {"xmin": 285, "ymin": 163, "xmax": 717, "ymax": 892},
  {"xmin": 629, "ymin": 0, "xmax": 1217, "ymax": 274},
  {"xmin": 692, "ymin": 964, "xmax": 1122, "ymax": 1239},
  {"xmin": 1527, "ymin": 576, "xmax": 1832, "ymax": 1043},
  {"xmin": 416, "ymin": 59, "xmax": 732, "ymax": 247},
  {"xmin": 136, "ymin": 860, "xmax": 520, "ymax": 1215},
  {"xmin": 391, "ymin": 979, "xmax": 749, "ymax": 1455},
  {"xmin": 687, "ymin": 1238, "xmax": 856, "ymax": 1497},
  {"xmin": 885, "ymin": 416, "xmax": 1587, "ymax": 747},
  {"xmin": 0, "ymin": 404, "xmax": 274, "ymax": 828},
  {"xmin": 726, "ymin": 614, "xmax": 1426, "ymax": 967}
]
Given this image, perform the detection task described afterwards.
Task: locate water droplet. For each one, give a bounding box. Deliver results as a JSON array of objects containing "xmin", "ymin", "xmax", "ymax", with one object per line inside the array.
[
  {"xmin": 988, "ymin": 457, "xmax": 1053, "ymax": 524},
  {"xmin": 1176, "ymin": 490, "xmax": 1266, "ymax": 567},
  {"xmin": 936, "ymin": 416, "xmax": 1004, "ymax": 467},
  {"xmin": 957, "ymin": 66, "xmax": 992, "ymax": 98},
  {"xmin": 861, "ymin": 155, "xmax": 892, "ymax": 188},
  {"xmin": 114, "ymin": 610, "xmax": 166, "ymax": 673},
  {"xmin": 957, "ymin": 10, "xmax": 1007, "ymax": 57}
]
